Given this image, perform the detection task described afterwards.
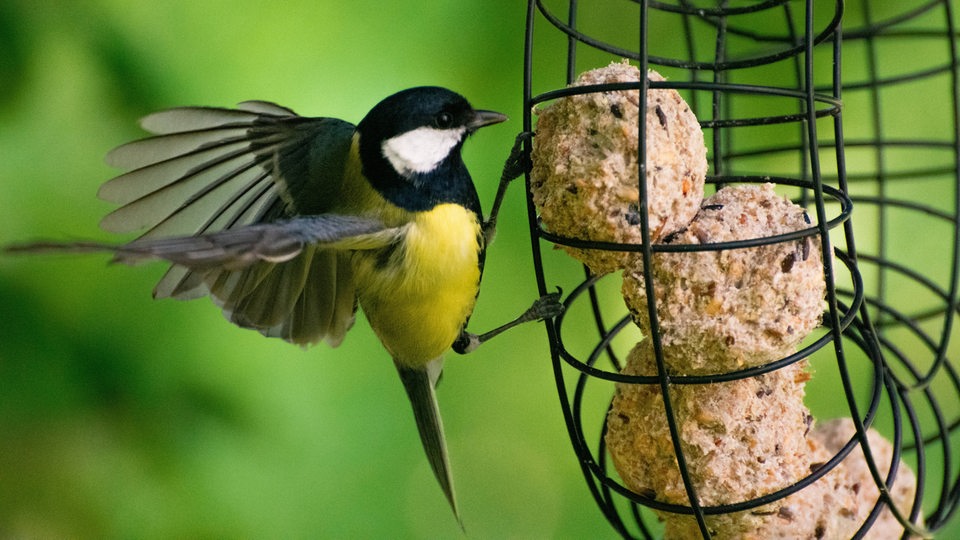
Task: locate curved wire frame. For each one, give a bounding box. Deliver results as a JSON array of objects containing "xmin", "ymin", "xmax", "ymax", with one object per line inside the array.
[{"xmin": 521, "ymin": 0, "xmax": 960, "ymax": 538}]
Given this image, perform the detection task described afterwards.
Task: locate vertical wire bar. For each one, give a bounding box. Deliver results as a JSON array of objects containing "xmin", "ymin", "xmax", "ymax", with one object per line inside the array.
[
  {"xmin": 817, "ymin": 0, "xmax": 865, "ymax": 430},
  {"xmin": 712, "ymin": 5, "xmax": 728, "ymax": 181},
  {"xmin": 927, "ymin": 1, "xmax": 960, "ymax": 522},
  {"xmin": 823, "ymin": 2, "xmax": 930, "ymax": 538},
  {"xmin": 524, "ymin": 0, "xmax": 593, "ymax": 528},
  {"xmin": 827, "ymin": 15, "xmax": 908, "ymax": 539},
  {"xmin": 851, "ymin": 372, "xmax": 909, "ymax": 539},
  {"xmin": 569, "ymin": 2, "xmax": 634, "ymax": 534},
  {"xmin": 861, "ymin": 0, "xmax": 890, "ymax": 328},
  {"xmin": 930, "ymin": 0, "xmax": 960, "ymax": 389},
  {"xmin": 936, "ymin": 0, "xmax": 960, "ymax": 514},
  {"xmin": 523, "ymin": 6, "xmax": 544, "ymax": 299},
  {"xmin": 917, "ymin": 0, "xmax": 960, "ymax": 388},
  {"xmin": 564, "ymin": 0, "xmax": 624, "ymax": 390},
  {"xmin": 566, "ymin": 0, "xmax": 578, "ymax": 84},
  {"xmin": 680, "ymin": 2, "xmax": 699, "ymax": 114},
  {"xmin": 783, "ymin": 2, "xmax": 812, "ymax": 207},
  {"xmin": 898, "ymin": 384, "xmax": 931, "ymax": 530},
  {"xmin": 805, "ymin": 8, "xmax": 877, "ymax": 528},
  {"xmin": 637, "ymin": 2, "xmax": 710, "ymax": 537},
  {"xmin": 828, "ymin": 22, "xmax": 894, "ymax": 540},
  {"xmin": 524, "ymin": 2, "xmax": 638, "ymax": 536}
]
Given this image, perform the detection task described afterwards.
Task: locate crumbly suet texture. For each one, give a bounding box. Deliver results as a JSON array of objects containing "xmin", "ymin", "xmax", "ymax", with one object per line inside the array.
[
  {"xmin": 622, "ymin": 183, "xmax": 825, "ymax": 373},
  {"xmin": 531, "ymin": 60, "xmax": 707, "ymax": 274},
  {"xmin": 661, "ymin": 433, "xmax": 861, "ymax": 539},
  {"xmin": 605, "ymin": 340, "xmax": 814, "ymax": 508},
  {"xmin": 811, "ymin": 418, "xmax": 921, "ymax": 539}
]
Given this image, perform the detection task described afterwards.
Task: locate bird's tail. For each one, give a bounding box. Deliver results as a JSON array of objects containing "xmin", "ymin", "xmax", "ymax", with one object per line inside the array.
[{"xmin": 395, "ymin": 358, "xmax": 461, "ymax": 527}]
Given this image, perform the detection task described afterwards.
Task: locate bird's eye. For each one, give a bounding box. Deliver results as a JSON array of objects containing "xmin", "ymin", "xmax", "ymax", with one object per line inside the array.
[{"xmin": 434, "ymin": 112, "xmax": 454, "ymax": 129}]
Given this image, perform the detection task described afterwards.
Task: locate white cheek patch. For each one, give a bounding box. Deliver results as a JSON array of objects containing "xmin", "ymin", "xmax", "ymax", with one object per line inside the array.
[{"xmin": 381, "ymin": 126, "xmax": 465, "ymax": 176}]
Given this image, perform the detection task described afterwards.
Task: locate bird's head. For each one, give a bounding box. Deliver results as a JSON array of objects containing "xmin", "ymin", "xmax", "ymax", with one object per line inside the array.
[{"xmin": 358, "ymin": 87, "xmax": 507, "ymax": 180}]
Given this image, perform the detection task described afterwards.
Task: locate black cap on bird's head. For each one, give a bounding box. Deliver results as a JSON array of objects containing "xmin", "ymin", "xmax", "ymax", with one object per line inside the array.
[
  {"xmin": 358, "ymin": 87, "xmax": 507, "ymax": 180},
  {"xmin": 359, "ymin": 86, "xmax": 507, "ymax": 139}
]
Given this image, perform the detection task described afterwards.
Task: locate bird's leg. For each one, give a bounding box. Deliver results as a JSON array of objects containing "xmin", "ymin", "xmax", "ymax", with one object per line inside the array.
[
  {"xmin": 482, "ymin": 131, "xmax": 533, "ymax": 246},
  {"xmin": 452, "ymin": 289, "xmax": 563, "ymax": 355},
  {"xmin": 465, "ymin": 132, "xmax": 558, "ymax": 354}
]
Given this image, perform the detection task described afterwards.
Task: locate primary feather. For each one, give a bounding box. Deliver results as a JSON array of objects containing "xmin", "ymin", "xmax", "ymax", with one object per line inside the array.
[{"xmin": 100, "ymin": 102, "xmax": 365, "ymax": 346}]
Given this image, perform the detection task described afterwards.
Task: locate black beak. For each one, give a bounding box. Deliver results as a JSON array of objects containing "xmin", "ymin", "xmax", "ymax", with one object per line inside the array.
[{"xmin": 468, "ymin": 109, "xmax": 508, "ymax": 131}]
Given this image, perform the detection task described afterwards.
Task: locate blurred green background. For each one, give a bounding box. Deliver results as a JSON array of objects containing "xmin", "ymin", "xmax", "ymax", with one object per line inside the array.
[
  {"xmin": 1, "ymin": 1, "xmax": 959, "ymax": 538},
  {"xmin": 0, "ymin": 1, "xmax": 595, "ymax": 538}
]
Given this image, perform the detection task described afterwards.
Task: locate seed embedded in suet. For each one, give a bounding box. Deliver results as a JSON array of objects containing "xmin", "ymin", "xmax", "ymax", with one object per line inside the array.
[
  {"xmin": 621, "ymin": 183, "xmax": 826, "ymax": 373},
  {"xmin": 530, "ymin": 60, "xmax": 708, "ymax": 275}
]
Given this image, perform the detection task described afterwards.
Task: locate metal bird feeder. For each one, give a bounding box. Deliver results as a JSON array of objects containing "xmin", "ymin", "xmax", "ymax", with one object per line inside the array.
[{"xmin": 521, "ymin": 0, "xmax": 960, "ymax": 537}]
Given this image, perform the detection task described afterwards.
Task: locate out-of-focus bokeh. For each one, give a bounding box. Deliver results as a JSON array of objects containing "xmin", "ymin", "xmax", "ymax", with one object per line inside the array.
[
  {"xmin": 2, "ymin": 1, "xmax": 958, "ymax": 538},
  {"xmin": 0, "ymin": 1, "xmax": 602, "ymax": 538}
]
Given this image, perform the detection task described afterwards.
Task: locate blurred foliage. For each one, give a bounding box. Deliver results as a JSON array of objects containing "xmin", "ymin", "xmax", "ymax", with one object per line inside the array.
[
  {"xmin": 0, "ymin": 1, "xmax": 595, "ymax": 538},
  {"xmin": 1, "ymin": 1, "xmax": 959, "ymax": 539}
]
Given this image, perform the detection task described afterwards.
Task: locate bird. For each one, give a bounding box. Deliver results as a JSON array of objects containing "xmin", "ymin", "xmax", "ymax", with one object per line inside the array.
[{"xmin": 6, "ymin": 86, "xmax": 561, "ymax": 523}]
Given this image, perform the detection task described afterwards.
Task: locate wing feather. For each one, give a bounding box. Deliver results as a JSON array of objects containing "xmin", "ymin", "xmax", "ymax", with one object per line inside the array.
[
  {"xmin": 108, "ymin": 215, "xmax": 397, "ymax": 267},
  {"xmin": 237, "ymin": 100, "xmax": 298, "ymax": 116},
  {"xmin": 105, "ymin": 128, "xmax": 251, "ymax": 170},
  {"xmin": 139, "ymin": 169, "xmax": 276, "ymax": 240},
  {"xmin": 99, "ymin": 139, "xmax": 251, "ymax": 207},
  {"xmin": 154, "ymin": 186, "xmax": 280, "ymax": 299},
  {"xmin": 140, "ymin": 107, "xmax": 265, "ymax": 134},
  {"xmin": 228, "ymin": 254, "xmax": 313, "ymax": 328},
  {"xmin": 282, "ymin": 250, "xmax": 337, "ymax": 342},
  {"xmin": 95, "ymin": 102, "xmax": 366, "ymax": 346},
  {"xmin": 100, "ymin": 143, "xmax": 261, "ymax": 232},
  {"xmin": 327, "ymin": 254, "xmax": 358, "ymax": 346}
]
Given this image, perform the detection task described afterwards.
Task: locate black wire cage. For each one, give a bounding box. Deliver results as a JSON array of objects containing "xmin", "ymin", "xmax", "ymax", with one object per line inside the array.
[{"xmin": 521, "ymin": 0, "xmax": 960, "ymax": 538}]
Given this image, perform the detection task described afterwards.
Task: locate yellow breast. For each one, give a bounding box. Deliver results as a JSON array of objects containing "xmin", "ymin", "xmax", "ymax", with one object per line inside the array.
[{"xmin": 354, "ymin": 203, "xmax": 483, "ymax": 367}]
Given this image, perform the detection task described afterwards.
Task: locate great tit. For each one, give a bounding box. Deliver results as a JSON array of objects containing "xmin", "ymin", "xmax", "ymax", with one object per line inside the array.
[{"xmin": 8, "ymin": 86, "xmax": 560, "ymax": 523}]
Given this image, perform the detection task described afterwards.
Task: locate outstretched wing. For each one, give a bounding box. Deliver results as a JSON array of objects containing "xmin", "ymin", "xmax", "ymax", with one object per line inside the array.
[
  {"xmin": 111, "ymin": 215, "xmax": 401, "ymax": 268},
  {"xmin": 97, "ymin": 101, "xmax": 367, "ymax": 346}
]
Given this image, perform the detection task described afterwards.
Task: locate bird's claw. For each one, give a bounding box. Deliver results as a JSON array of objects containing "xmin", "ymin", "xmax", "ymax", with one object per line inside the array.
[
  {"xmin": 501, "ymin": 131, "xmax": 533, "ymax": 182},
  {"xmin": 527, "ymin": 288, "xmax": 564, "ymax": 322}
]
